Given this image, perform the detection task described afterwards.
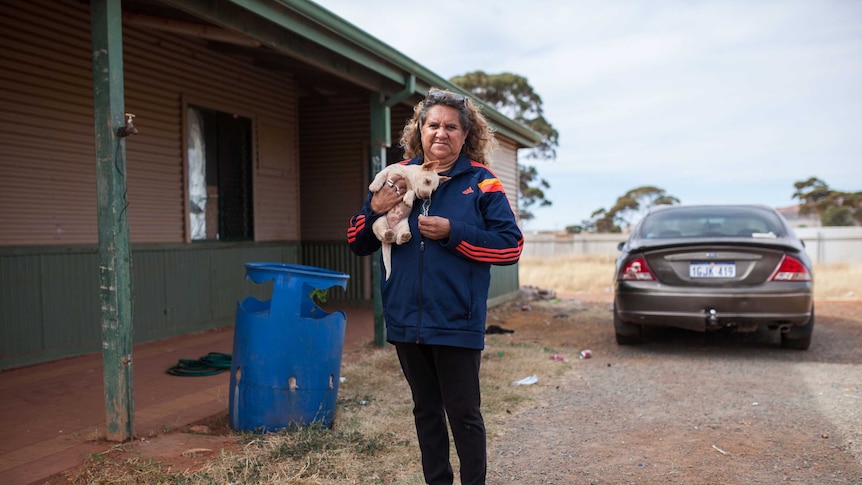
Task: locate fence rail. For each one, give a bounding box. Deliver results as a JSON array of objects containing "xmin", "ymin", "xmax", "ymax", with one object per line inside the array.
[{"xmin": 523, "ymin": 227, "xmax": 862, "ymax": 265}]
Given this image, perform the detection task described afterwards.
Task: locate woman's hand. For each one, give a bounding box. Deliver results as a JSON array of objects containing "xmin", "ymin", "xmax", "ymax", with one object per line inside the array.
[
  {"xmin": 370, "ymin": 174, "xmax": 406, "ymax": 214},
  {"xmin": 418, "ymin": 215, "xmax": 450, "ymax": 240}
]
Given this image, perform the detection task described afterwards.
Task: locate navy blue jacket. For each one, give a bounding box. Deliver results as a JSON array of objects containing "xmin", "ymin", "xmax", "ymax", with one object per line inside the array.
[{"xmin": 347, "ymin": 156, "xmax": 523, "ymax": 349}]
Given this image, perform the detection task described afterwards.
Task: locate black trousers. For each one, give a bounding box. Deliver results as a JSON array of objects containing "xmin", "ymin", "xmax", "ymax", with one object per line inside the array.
[{"xmin": 395, "ymin": 342, "xmax": 486, "ymax": 485}]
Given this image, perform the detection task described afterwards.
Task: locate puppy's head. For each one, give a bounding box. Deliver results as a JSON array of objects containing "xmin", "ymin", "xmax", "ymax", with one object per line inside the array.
[{"xmin": 413, "ymin": 161, "xmax": 449, "ymax": 199}]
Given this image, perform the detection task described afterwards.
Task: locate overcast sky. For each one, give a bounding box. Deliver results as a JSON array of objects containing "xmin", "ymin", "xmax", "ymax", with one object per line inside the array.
[{"xmin": 317, "ymin": 0, "xmax": 862, "ymax": 231}]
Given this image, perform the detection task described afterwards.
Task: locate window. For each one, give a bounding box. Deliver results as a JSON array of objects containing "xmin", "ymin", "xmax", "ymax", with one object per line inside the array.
[
  {"xmin": 187, "ymin": 106, "xmax": 253, "ymax": 241},
  {"xmin": 640, "ymin": 207, "xmax": 786, "ymax": 239}
]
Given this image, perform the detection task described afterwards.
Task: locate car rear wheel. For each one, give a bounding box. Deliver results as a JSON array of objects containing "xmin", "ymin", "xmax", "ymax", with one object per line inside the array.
[
  {"xmin": 780, "ymin": 308, "xmax": 814, "ymax": 350},
  {"xmin": 614, "ymin": 303, "xmax": 643, "ymax": 345}
]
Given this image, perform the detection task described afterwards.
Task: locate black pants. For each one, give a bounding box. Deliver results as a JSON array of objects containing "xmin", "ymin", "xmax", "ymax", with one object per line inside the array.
[{"xmin": 395, "ymin": 342, "xmax": 486, "ymax": 485}]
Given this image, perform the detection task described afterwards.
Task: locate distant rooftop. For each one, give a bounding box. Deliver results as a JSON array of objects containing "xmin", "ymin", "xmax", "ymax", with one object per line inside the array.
[{"xmin": 776, "ymin": 205, "xmax": 821, "ymax": 227}]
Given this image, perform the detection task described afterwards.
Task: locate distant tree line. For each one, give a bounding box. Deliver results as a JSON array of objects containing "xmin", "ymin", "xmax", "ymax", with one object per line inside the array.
[
  {"xmin": 792, "ymin": 177, "xmax": 862, "ymax": 227},
  {"xmin": 566, "ymin": 178, "xmax": 860, "ymax": 234}
]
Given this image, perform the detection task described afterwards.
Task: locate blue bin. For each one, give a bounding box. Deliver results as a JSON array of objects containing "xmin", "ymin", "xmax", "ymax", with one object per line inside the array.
[{"xmin": 229, "ymin": 263, "xmax": 350, "ymax": 432}]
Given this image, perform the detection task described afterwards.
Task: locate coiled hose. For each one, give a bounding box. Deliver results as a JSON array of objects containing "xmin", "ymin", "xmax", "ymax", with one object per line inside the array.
[{"xmin": 166, "ymin": 352, "xmax": 232, "ymax": 377}]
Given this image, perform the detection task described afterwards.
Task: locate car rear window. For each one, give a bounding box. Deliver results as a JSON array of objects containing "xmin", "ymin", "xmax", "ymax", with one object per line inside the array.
[{"xmin": 639, "ymin": 207, "xmax": 787, "ymax": 239}]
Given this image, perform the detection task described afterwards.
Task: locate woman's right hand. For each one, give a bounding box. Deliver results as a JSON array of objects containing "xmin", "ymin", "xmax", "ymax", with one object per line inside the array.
[{"xmin": 370, "ymin": 174, "xmax": 406, "ymax": 214}]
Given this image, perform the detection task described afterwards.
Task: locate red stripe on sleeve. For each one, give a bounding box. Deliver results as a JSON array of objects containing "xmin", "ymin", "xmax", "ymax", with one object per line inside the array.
[
  {"xmin": 478, "ymin": 178, "xmax": 504, "ymax": 193},
  {"xmin": 455, "ymin": 236, "xmax": 523, "ymax": 263},
  {"xmin": 347, "ymin": 214, "xmax": 366, "ymax": 243}
]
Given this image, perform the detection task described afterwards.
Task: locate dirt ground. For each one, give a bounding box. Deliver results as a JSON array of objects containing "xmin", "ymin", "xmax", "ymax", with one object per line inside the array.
[
  {"xmin": 486, "ymin": 292, "xmax": 862, "ymax": 484},
  {"xmin": 52, "ymin": 292, "xmax": 862, "ymax": 484}
]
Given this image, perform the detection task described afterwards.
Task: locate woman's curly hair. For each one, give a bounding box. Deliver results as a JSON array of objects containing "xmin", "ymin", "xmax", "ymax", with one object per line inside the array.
[{"xmin": 399, "ymin": 88, "xmax": 498, "ymax": 166}]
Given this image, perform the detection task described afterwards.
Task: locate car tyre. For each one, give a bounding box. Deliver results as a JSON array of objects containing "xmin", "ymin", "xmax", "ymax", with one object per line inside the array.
[
  {"xmin": 614, "ymin": 303, "xmax": 643, "ymax": 345},
  {"xmin": 780, "ymin": 308, "xmax": 814, "ymax": 350}
]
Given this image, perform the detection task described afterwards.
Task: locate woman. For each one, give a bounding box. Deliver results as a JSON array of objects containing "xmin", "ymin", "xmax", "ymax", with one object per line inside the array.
[{"xmin": 347, "ymin": 88, "xmax": 523, "ymax": 485}]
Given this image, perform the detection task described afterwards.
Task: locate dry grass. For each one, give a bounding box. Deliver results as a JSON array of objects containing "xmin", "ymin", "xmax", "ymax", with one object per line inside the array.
[
  {"xmin": 811, "ymin": 262, "xmax": 862, "ymax": 300},
  {"xmin": 519, "ymin": 254, "xmax": 617, "ymax": 295},
  {"xmin": 67, "ymin": 331, "xmax": 567, "ymax": 484},
  {"xmin": 519, "ymin": 254, "xmax": 861, "ymax": 301}
]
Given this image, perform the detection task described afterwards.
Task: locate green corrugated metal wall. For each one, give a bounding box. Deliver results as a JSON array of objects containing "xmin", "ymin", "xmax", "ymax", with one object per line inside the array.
[
  {"xmin": 489, "ymin": 264, "xmax": 521, "ymax": 307},
  {"xmin": 0, "ymin": 241, "xmax": 373, "ymax": 370}
]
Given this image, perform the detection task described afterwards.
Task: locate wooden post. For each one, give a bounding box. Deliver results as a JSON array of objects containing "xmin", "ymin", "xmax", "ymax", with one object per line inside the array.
[
  {"xmin": 91, "ymin": 0, "xmax": 135, "ymax": 442},
  {"xmin": 369, "ymin": 93, "xmax": 388, "ymax": 347}
]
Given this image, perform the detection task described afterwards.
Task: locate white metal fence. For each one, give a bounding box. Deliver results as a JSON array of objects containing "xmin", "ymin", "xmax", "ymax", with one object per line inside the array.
[
  {"xmin": 794, "ymin": 227, "xmax": 862, "ymax": 265},
  {"xmin": 523, "ymin": 227, "xmax": 862, "ymax": 265}
]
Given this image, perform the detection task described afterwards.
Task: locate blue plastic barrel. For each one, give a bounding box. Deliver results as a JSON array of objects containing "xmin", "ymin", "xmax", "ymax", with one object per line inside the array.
[{"xmin": 229, "ymin": 263, "xmax": 350, "ymax": 432}]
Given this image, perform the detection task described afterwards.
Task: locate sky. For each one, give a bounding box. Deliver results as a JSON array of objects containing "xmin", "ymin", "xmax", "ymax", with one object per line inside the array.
[{"xmin": 316, "ymin": 0, "xmax": 862, "ymax": 231}]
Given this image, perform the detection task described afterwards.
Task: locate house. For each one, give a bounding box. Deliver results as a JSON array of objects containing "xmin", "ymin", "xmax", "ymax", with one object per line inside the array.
[
  {"xmin": 0, "ymin": 0, "xmax": 540, "ymax": 371},
  {"xmin": 775, "ymin": 205, "xmax": 821, "ymax": 228}
]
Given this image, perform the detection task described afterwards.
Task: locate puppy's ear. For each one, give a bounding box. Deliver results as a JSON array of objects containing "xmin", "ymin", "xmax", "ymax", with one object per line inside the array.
[
  {"xmin": 438, "ymin": 175, "xmax": 451, "ymax": 184},
  {"xmin": 422, "ymin": 160, "xmax": 440, "ymax": 171}
]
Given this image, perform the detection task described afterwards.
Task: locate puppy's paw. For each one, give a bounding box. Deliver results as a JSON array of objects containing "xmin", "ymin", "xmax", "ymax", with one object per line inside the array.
[{"xmin": 396, "ymin": 232, "xmax": 412, "ymax": 245}]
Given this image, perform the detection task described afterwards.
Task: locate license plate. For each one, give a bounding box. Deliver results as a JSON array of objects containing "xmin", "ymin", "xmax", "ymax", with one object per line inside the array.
[{"xmin": 689, "ymin": 262, "xmax": 736, "ymax": 278}]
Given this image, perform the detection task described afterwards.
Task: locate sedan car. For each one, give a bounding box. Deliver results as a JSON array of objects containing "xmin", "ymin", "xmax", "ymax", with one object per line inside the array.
[{"xmin": 613, "ymin": 204, "xmax": 814, "ymax": 350}]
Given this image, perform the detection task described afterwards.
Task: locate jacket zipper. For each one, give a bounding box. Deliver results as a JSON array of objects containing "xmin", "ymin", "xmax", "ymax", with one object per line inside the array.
[{"xmin": 416, "ymin": 236, "xmax": 424, "ymax": 343}]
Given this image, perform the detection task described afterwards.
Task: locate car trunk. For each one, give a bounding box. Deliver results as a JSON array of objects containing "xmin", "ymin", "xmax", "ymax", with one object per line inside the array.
[{"xmin": 641, "ymin": 243, "xmax": 787, "ymax": 287}]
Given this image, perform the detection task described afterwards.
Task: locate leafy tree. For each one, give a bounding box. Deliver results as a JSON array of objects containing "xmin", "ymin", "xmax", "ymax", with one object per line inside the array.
[
  {"xmin": 588, "ymin": 186, "xmax": 680, "ymax": 233},
  {"xmin": 821, "ymin": 205, "xmax": 855, "ymax": 226},
  {"xmin": 450, "ymin": 71, "xmax": 559, "ymax": 221},
  {"xmin": 519, "ymin": 164, "xmax": 551, "ymax": 219},
  {"xmin": 792, "ymin": 177, "xmax": 861, "ymax": 226}
]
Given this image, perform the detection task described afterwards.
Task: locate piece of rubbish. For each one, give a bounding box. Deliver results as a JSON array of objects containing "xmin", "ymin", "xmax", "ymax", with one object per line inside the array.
[
  {"xmin": 511, "ymin": 375, "xmax": 539, "ymax": 386},
  {"xmin": 182, "ymin": 448, "xmax": 214, "ymax": 457},
  {"xmin": 519, "ymin": 285, "xmax": 556, "ymax": 300},
  {"xmin": 579, "ymin": 349, "xmax": 592, "ymax": 359},
  {"xmin": 339, "ymin": 377, "xmax": 346, "ymax": 383},
  {"xmin": 711, "ymin": 444, "xmax": 728, "ymax": 455},
  {"xmin": 520, "ymin": 304, "xmax": 531, "ymax": 311},
  {"xmin": 486, "ymin": 324, "xmax": 515, "ymax": 334},
  {"xmin": 549, "ymin": 354, "xmax": 566, "ymax": 361}
]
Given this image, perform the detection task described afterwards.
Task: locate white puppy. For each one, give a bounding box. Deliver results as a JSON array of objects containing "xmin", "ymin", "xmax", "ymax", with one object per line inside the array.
[{"xmin": 368, "ymin": 160, "xmax": 449, "ymax": 279}]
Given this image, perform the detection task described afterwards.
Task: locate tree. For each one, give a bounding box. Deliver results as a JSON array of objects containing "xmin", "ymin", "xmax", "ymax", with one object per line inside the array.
[
  {"xmin": 450, "ymin": 71, "xmax": 559, "ymax": 222},
  {"xmin": 792, "ymin": 177, "xmax": 862, "ymax": 226},
  {"xmin": 519, "ymin": 164, "xmax": 551, "ymax": 219},
  {"xmin": 821, "ymin": 205, "xmax": 855, "ymax": 226},
  {"xmin": 588, "ymin": 186, "xmax": 680, "ymax": 233}
]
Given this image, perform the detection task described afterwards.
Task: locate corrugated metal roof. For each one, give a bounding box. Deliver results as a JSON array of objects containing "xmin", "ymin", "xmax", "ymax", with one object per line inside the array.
[{"xmin": 155, "ymin": 0, "xmax": 542, "ymax": 148}]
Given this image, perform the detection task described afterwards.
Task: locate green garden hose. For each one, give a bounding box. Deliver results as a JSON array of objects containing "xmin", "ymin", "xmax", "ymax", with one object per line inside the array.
[{"xmin": 166, "ymin": 352, "xmax": 232, "ymax": 376}]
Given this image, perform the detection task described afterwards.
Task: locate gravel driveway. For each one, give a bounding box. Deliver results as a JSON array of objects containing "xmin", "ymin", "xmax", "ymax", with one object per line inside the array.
[{"xmin": 486, "ymin": 297, "xmax": 862, "ymax": 484}]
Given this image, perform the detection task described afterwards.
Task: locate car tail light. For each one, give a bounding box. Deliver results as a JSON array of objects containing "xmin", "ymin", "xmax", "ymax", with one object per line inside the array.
[
  {"xmin": 619, "ymin": 256, "xmax": 655, "ymax": 281},
  {"xmin": 769, "ymin": 255, "xmax": 811, "ymax": 281}
]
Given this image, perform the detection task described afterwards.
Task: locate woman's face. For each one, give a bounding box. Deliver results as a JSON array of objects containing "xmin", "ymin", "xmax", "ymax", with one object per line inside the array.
[{"xmin": 420, "ymin": 105, "xmax": 467, "ymax": 168}]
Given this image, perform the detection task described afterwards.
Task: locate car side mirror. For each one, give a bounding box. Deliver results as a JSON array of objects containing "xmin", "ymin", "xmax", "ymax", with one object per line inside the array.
[{"xmin": 617, "ymin": 241, "xmax": 625, "ymax": 251}]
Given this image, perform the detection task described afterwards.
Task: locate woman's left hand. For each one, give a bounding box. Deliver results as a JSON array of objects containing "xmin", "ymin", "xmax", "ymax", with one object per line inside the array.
[
  {"xmin": 370, "ymin": 174, "xmax": 406, "ymax": 214},
  {"xmin": 418, "ymin": 215, "xmax": 450, "ymax": 240}
]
